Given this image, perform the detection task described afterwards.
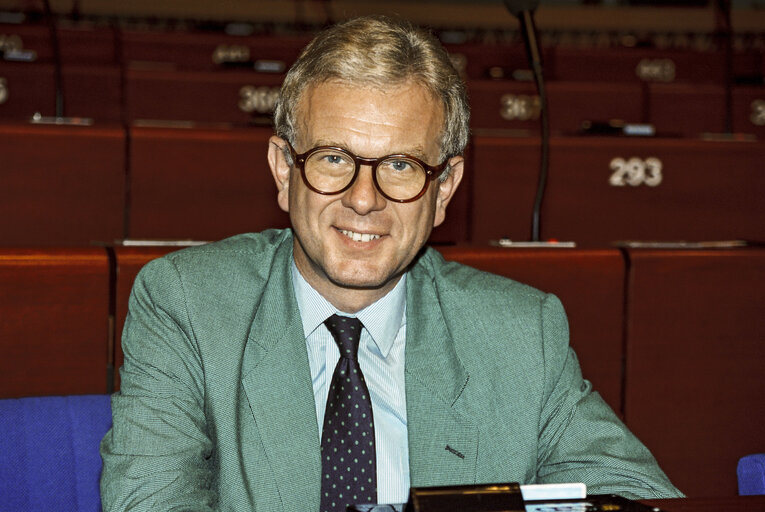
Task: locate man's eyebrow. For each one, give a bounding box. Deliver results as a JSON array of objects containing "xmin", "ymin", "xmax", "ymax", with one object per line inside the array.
[
  {"xmin": 310, "ymin": 140, "xmax": 430, "ymax": 160},
  {"xmin": 311, "ymin": 138, "xmax": 348, "ymax": 148}
]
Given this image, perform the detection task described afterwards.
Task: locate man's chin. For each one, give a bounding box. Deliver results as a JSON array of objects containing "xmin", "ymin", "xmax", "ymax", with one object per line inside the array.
[
  {"xmin": 327, "ymin": 272, "xmax": 396, "ymax": 291},
  {"xmin": 325, "ymin": 263, "xmax": 407, "ymax": 292}
]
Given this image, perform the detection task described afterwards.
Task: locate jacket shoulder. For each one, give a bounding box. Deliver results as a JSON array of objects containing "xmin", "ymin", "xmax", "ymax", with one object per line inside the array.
[{"xmin": 413, "ymin": 247, "xmax": 548, "ymax": 304}]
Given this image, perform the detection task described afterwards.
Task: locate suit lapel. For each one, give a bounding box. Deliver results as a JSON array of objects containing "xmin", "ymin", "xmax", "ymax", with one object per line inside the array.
[
  {"xmin": 405, "ymin": 255, "xmax": 478, "ymax": 488},
  {"xmin": 240, "ymin": 239, "xmax": 321, "ymax": 512}
]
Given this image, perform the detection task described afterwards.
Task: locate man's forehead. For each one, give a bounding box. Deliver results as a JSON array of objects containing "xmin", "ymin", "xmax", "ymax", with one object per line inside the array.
[
  {"xmin": 296, "ymin": 79, "xmax": 442, "ymax": 119},
  {"xmin": 293, "ymin": 80, "xmax": 444, "ymax": 152}
]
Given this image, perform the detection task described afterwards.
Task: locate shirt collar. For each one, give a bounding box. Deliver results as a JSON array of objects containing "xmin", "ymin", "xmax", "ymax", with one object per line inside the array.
[{"xmin": 291, "ymin": 260, "xmax": 406, "ymax": 358}]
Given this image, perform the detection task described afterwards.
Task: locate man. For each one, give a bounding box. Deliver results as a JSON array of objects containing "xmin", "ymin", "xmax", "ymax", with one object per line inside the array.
[{"xmin": 100, "ymin": 15, "xmax": 682, "ymax": 511}]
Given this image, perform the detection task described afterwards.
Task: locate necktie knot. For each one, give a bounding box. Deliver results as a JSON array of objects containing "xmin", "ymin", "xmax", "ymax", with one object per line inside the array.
[{"xmin": 324, "ymin": 314, "xmax": 363, "ymax": 361}]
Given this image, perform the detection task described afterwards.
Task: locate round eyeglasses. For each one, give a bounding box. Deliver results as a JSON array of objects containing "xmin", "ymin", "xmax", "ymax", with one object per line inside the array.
[{"xmin": 287, "ymin": 142, "xmax": 448, "ymax": 203}]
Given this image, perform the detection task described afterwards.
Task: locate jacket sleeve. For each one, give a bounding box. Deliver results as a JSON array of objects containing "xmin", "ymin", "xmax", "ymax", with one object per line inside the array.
[
  {"xmin": 100, "ymin": 256, "xmax": 217, "ymax": 511},
  {"xmin": 534, "ymin": 294, "xmax": 684, "ymax": 499}
]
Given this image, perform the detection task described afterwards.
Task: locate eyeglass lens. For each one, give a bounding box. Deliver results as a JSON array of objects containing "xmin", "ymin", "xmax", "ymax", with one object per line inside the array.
[{"xmin": 304, "ymin": 148, "xmax": 428, "ymax": 201}]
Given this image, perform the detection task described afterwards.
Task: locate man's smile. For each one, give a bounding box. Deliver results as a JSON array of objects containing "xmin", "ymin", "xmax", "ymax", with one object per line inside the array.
[{"xmin": 338, "ymin": 228, "xmax": 383, "ymax": 243}]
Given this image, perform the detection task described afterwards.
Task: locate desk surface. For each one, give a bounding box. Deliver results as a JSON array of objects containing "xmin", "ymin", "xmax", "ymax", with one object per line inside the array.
[{"xmin": 645, "ymin": 496, "xmax": 765, "ymax": 512}]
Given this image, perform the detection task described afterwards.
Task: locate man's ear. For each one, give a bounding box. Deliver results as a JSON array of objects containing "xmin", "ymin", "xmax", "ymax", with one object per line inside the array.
[
  {"xmin": 433, "ymin": 155, "xmax": 465, "ymax": 228},
  {"xmin": 268, "ymin": 135, "xmax": 292, "ymax": 213}
]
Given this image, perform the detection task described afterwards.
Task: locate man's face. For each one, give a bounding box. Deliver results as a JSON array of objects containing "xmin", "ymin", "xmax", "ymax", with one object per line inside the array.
[{"xmin": 268, "ymin": 80, "xmax": 463, "ymax": 312}]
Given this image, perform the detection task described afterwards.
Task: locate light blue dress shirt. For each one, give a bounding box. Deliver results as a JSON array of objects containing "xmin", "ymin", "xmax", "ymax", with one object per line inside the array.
[{"xmin": 291, "ymin": 262, "xmax": 410, "ymax": 505}]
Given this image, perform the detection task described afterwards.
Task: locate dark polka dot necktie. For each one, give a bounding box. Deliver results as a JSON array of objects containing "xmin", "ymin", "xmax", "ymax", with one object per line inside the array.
[{"xmin": 320, "ymin": 314, "xmax": 377, "ymax": 512}]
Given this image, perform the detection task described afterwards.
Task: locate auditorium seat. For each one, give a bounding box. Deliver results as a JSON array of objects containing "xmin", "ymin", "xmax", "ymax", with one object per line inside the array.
[
  {"xmin": 124, "ymin": 67, "xmax": 283, "ymax": 125},
  {"xmin": 551, "ymin": 47, "xmax": 728, "ymax": 84},
  {"xmin": 121, "ymin": 29, "xmax": 309, "ymax": 72},
  {"xmin": 469, "ymin": 135, "xmax": 765, "ymax": 246},
  {"xmin": 733, "ymin": 86, "xmax": 765, "ymax": 139},
  {"xmin": 0, "ymin": 63, "xmax": 122, "ymax": 121},
  {"xmin": 126, "ymin": 124, "xmax": 289, "ymax": 241},
  {"xmin": 622, "ymin": 246, "xmax": 765, "ymax": 497},
  {"xmin": 0, "ymin": 21, "xmax": 118, "ymax": 66},
  {"xmin": 0, "ymin": 122, "xmax": 126, "ymax": 246},
  {"xmin": 442, "ymin": 40, "xmax": 532, "ymax": 80},
  {"xmin": 468, "ymin": 79, "xmax": 645, "ymax": 135},
  {"xmin": 437, "ymin": 246, "xmax": 626, "ymax": 413},
  {"xmin": 648, "ymin": 84, "xmax": 764, "ymax": 138},
  {"xmin": 0, "ymin": 248, "xmax": 111, "ymax": 398}
]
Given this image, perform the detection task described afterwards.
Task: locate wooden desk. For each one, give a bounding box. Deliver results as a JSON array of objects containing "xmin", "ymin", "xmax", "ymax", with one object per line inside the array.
[{"xmin": 645, "ymin": 495, "xmax": 765, "ymax": 511}]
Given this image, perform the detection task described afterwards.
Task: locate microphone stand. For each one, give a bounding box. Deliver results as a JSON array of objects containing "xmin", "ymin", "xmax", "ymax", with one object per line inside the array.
[
  {"xmin": 716, "ymin": 0, "xmax": 733, "ymax": 134},
  {"xmin": 517, "ymin": 9, "xmax": 549, "ymax": 242},
  {"xmin": 503, "ymin": 1, "xmax": 550, "ymax": 242},
  {"xmin": 32, "ymin": 0, "xmax": 91, "ymax": 126},
  {"xmin": 41, "ymin": 0, "xmax": 64, "ymax": 118}
]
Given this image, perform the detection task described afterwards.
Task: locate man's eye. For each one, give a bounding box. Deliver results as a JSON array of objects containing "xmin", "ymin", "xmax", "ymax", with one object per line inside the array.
[
  {"xmin": 324, "ymin": 155, "xmax": 345, "ymax": 164},
  {"xmin": 389, "ymin": 160, "xmax": 413, "ymax": 172}
]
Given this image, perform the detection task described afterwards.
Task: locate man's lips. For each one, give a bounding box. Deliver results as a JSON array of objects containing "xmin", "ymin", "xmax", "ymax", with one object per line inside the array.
[{"xmin": 337, "ymin": 228, "xmax": 383, "ymax": 243}]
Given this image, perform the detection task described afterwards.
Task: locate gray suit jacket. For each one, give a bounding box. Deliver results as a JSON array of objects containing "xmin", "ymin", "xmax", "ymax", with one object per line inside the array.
[{"xmin": 100, "ymin": 229, "xmax": 681, "ymax": 511}]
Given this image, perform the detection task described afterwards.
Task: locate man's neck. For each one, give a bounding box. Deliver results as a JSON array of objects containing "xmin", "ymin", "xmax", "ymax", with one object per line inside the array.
[{"xmin": 292, "ymin": 251, "xmax": 404, "ymax": 314}]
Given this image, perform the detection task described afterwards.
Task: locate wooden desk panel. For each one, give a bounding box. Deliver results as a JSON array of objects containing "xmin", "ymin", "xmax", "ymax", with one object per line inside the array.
[
  {"xmin": 470, "ymin": 136, "xmax": 765, "ymax": 246},
  {"xmin": 0, "ymin": 122, "xmax": 126, "ymax": 246},
  {"xmin": 127, "ymin": 125, "xmax": 289, "ymax": 241},
  {"xmin": 623, "ymin": 248, "xmax": 765, "ymax": 497},
  {"xmin": 0, "ymin": 248, "xmax": 110, "ymax": 397},
  {"xmin": 437, "ymin": 246, "xmax": 626, "ymax": 413}
]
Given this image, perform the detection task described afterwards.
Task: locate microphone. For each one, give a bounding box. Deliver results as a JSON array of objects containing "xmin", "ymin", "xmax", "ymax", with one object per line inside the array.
[{"xmin": 503, "ymin": 0, "xmax": 549, "ymax": 243}]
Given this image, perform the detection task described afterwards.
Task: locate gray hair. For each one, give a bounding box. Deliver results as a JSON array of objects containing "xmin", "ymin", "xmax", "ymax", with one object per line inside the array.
[{"xmin": 273, "ymin": 15, "xmax": 470, "ymax": 174}]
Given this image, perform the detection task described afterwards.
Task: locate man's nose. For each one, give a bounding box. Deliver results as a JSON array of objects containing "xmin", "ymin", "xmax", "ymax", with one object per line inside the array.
[{"xmin": 341, "ymin": 165, "xmax": 387, "ymax": 214}]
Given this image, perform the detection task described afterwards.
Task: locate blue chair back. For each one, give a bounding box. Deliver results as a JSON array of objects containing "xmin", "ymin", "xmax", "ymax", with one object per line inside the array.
[
  {"xmin": 738, "ymin": 453, "xmax": 765, "ymax": 495},
  {"xmin": 0, "ymin": 394, "xmax": 112, "ymax": 511}
]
